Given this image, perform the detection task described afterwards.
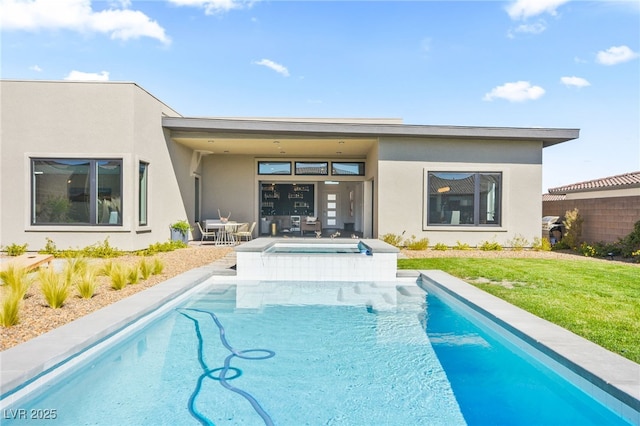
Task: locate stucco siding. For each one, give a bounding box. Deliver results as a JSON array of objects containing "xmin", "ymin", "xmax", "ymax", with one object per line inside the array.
[
  {"xmin": 0, "ymin": 81, "xmax": 186, "ymax": 251},
  {"xmin": 377, "ymin": 138, "xmax": 543, "ymax": 247}
]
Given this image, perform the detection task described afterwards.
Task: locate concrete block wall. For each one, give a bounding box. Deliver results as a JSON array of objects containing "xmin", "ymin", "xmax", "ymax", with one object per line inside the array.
[{"xmin": 543, "ymin": 196, "xmax": 640, "ymax": 243}]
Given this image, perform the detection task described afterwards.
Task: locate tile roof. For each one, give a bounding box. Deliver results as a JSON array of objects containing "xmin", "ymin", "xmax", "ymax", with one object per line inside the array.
[
  {"xmin": 542, "ymin": 193, "xmax": 566, "ymax": 201},
  {"xmin": 548, "ymin": 171, "xmax": 640, "ymax": 194}
]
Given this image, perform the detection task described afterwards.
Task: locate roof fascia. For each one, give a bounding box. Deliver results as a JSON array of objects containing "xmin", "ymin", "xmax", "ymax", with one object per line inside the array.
[{"xmin": 162, "ymin": 117, "xmax": 579, "ymax": 147}]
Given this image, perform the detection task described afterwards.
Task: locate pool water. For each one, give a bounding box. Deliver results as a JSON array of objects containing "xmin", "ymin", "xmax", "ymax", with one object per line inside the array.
[{"xmin": 3, "ymin": 281, "xmax": 630, "ymax": 425}]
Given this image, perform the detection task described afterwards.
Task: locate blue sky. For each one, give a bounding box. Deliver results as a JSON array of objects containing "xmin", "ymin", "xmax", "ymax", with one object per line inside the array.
[{"xmin": 1, "ymin": 0, "xmax": 638, "ymax": 192}]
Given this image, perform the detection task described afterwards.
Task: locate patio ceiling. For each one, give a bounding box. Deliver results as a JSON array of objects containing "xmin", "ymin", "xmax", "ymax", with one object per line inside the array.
[{"xmin": 170, "ymin": 132, "xmax": 377, "ymax": 157}]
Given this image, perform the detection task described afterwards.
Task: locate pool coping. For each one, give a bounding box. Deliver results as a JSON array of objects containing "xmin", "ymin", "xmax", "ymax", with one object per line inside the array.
[
  {"xmin": 1, "ymin": 262, "xmax": 638, "ymax": 424},
  {"xmin": 234, "ymin": 237, "xmax": 400, "ymax": 253},
  {"xmin": 0, "ymin": 263, "xmax": 221, "ymax": 400},
  {"xmin": 418, "ymin": 269, "xmax": 640, "ymax": 423}
]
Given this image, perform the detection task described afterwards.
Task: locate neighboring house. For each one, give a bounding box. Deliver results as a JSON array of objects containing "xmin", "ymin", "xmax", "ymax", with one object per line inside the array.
[
  {"xmin": 543, "ymin": 171, "xmax": 640, "ymax": 243},
  {"xmin": 1, "ymin": 80, "xmax": 579, "ymax": 251}
]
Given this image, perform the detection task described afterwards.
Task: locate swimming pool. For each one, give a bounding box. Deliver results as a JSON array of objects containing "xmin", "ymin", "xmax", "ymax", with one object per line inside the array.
[{"xmin": 1, "ymin": 278, "xmax": 633, "ymax": 425}]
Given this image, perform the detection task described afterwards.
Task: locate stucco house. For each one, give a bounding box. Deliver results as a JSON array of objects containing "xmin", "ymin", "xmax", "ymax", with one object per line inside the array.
[
  {"xmin": 543, "ymin": 171, "xmax": 640, "ymax": 243},
  {"xmin": 1, "ymin": 80, "xmax": 579, "ymax": 251}
]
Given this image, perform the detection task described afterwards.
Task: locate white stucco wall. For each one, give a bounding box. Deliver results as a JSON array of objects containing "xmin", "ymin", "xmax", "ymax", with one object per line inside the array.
[
  {"xmin": 376, "ymin": 137, "xmax": 544, "ymax": 247},
  {"xmin": 0, "ymin": 80, "xmax": 185, "ymax": 251}
]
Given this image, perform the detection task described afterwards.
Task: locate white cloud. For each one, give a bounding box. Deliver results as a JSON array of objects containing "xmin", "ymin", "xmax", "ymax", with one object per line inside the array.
[
  {"xmin": 254, "ymin": 59, "xmax": 289, "ymax": 77},
  {"xmin": 561, "ymin": 76, "xmax": 590, "ymax": 88},
  {"xmin": 64, "ymin": 70, "xmax": 110, "ymax": 81},
  {"xmin": 167, "ymin": 0, "xmax": 251, "ymax": 15},
  {"xmin": 483, "ymin": 81, "xmax": 545, "ymax": 102},
  {"xmin": 29, "ymin": 65, "xmax": 43, "ymax": 72},
  {"xmin": 509, "ymin": 21, "xmax": 547, "ymax": 37},
  {"xmin": 596, "ymin": 45, "xmax": 639, "ymax": 66},
  {"xmin": 506, "ymin": 0, "xmax": 570, "ymax": 20},
  {"xmin": 0, "ymin": 0, "xmax": 170, "ymax": 45}
]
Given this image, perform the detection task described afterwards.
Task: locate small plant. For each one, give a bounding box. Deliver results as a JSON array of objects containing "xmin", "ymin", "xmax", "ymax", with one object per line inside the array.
[
  {"xmin": 152, "ymin": 258, "xmax": 164, "ymax": 275},
  {"xmin": 170, "ymin": 220, "xmax": 192, "ymax": 234},
  {"xmin": 4, "ymin": 243, "xmax": 28, "ymax": 256},
  {"xmin": 452, "ymin": 241, "xmax": 471, "ymax": 250},
  {"xmin": 619, "ymin": 220, "xmax": 640, "ymax": 258},
  {"xmin": 100, "ymin": 260, "xmax": 115, "ymax": 277},
  {"xmin": 507, "ymin": 234, "xmax": 529, "ymax": 251},
  {"xmin": 433, "ymin": 242, "xmax": 448, "ymax": 251},
  {"xmin": 632, "ymin": 249, "xmax": 640, "ymax": 263},
  {"xmin": 478, "ymin": 240, "xmax": 503, "ymax": 251},
  {"xmin": 139, "ymin": 258, "xmax": 153, "ymax": 280},
  {"xmin": 128, "ymin": 265, "xmax": 140, "ymax": 285},
  {"xmin": 532, "ymin": 237, "xmax": 552, "ymax": 251},
  {"xmin": 380, "ymin": 233, "xmax": 404, "ymax": 247},
  {"xmin": 39, "ymin": 237, "xmax": 58, "ymax": 256},
  {"xmin": 76, "ymin": 266, "xmax": 99, "ymax": 299},
  {"xmin": 404, "ymin": 235, "xmax": 429, "ymax": 251},
  {"xmin": 109, "ymin": 263, "xmax": 129, "ymax": 290},
  {"xmin": 0, "ymin": 265, "xmax": 34, "ymax": 299},
  {"xmin": 38, "ymin": 268, "xmax": 71, "ymax": 309},
  {"xmin": 0, "ymin": 291, "xmax": 23, "ymax": 326}
]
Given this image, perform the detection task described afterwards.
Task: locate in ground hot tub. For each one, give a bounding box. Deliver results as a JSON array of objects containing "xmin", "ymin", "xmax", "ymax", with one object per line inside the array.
[{"xmin": 234, "ymin": 238, "xmax": 399, "ymax": 282}]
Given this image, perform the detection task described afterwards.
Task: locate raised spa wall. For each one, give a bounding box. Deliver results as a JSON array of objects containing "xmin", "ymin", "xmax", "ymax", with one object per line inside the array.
[{"xmin": 234, "ymin": 238, "xmax": 399, "ymax": 282}]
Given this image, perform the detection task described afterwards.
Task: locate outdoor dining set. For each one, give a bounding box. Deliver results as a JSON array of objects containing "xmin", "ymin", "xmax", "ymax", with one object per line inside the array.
[{"xmin": 196, "ymin": 219, "xmax": 256, "ymax": 246}]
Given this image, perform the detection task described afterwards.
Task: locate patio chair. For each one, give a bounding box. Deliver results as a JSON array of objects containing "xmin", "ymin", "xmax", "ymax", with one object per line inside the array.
[
  {"xmin": 196, "ymin": 221, "xmax": 217, "ymax": 245},
  {"xmin": 234, "ymin": 221, "xmax": 256, "ymax": 242}
]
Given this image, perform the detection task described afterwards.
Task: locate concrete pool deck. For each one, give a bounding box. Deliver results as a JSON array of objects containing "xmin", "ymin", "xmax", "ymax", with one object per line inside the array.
[{"xmin": 0, "ymin": 251, "xmax": 638, "ymax": 424}]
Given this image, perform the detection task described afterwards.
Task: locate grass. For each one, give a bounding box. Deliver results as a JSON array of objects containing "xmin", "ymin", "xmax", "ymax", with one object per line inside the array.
[
  {"xmin": 38, "ymin": 267, "xmax": 71, "ymax": 309},
  {"xmin": 398, "ymin": 257, "xmax": 640, "ymax": 364}
]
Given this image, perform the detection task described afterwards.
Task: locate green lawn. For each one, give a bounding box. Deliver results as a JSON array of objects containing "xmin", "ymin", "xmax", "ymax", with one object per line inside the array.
[{"xmin": 398, "ymin": 257, "xmax": 640, "ymax": 364}]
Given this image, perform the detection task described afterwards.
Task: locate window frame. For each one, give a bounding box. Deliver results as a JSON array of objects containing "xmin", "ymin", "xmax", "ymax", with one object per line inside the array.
[
  {"xmin": 331, "ymin": 162, "xmax": 365, "ymax": 176},
  {"xmin": 295, "ymin": 161, "xmax": 328, "ymax": 175},
  {"xmin": 258, "ymin": 161, "xmax": 292, "ymax": 175},
  {"xmin": 139, "ymin": 161, "xmax": 149, "ymax": 226},
  {"xmin": 31, "ymin": 158, "xmax": 123, "ymax": 226},
  {"xmin": 426, "ymin": 171, "xmax": 502, "ymax": 227}
]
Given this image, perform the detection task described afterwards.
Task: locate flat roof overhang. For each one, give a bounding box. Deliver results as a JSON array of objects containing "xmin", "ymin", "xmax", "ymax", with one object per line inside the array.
[{"xmin": 162, "ymin": 117, "xmax": 580, "ymax": 157}]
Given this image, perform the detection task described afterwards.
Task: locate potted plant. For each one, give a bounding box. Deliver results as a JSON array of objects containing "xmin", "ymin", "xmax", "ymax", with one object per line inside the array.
[{"xmin": 170, "ymin": 220, "xmax": 192, "ymax": 243}]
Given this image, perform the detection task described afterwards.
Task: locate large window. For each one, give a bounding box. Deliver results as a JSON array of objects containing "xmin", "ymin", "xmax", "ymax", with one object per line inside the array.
[
  {"xmin": 32, "ymin": 159, "xmax": 122, "ymax": 225},
  {"xmin": 427, "ymin": 172, "xmax": 501, "ymax": 226},
  {"xmin": 139, "ymin": 161, "xmax": 149, "ymax": 226},
  {"xmin": 331, "ymin": 162, "xmax": 365, "ymax": 176}
]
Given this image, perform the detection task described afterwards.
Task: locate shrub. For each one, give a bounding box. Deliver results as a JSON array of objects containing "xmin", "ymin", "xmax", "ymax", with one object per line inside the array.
[
  {"xmin": 619, "ymin": 220, "xmax": 640, "ymax": 258},
  {"xmin": 0, "ymin": 291, "xmax": 22, "ymax": 326},
  {"xmin": 380, "ymin": 233, "xmax": 404, "ymax": 247},
  {"xmin": 76, "ymin": 267, "xmax": 99, "ymax": 299},
  {"xmin": 38, "ymin": 268, "xmax": 71, "ymax": 309},
  {"xmin": 632, "ymin": 249, "xmax": 640, "ymax": 263},
  {"xmin": 152, "ymin": 258, "xmax": 164, "ymax": 275},
  {"xmin": 562, "ymin": 208, "xmax": 583, "ymax": 250},
  {"xmin": 100, "ymin": 260, "xmax": 114, "ymax": 277},
  {"xmin": 4, "ymin": 243, "xmax": 28, "ymax": 256},
  {"xmin": 82, "ymin": 238, "xmax": 122, "ymax": 258},
  {"xmin": 433, "ymin": 243, "xmax": 448, "ymax": 251},
  {"xmin": 452, "ymin": 241, "xmax": 471, "ymax": 251},
  {"xmin": 532, "ymin": 237, "xmax": 552, "ymax": 252},
  {"xmin": 404, "ymin": 235, "xmax": 429, "ymax": 251},
  {"xmin": 579, "ymin": 242, "xmax": 596, "ymax": 257},
  {"xmin": 137, "ymin": 240, "xmax": 188, "ymax": 256},
  {"xmin": 0, "ymin": 265, "xmax": 34, "ymax": 299},
  {"xmin": 478, "ymin": 240, "xmax": 503, "ymax": 251},
  {"xmin": 139, "ymin": 259, "xmax": 153, "ymax": 280},
  {"xmin": 507, "ymin": 234, "xmax": 529, "ymax": 251},
  {"xmin": 128, "ymin": 265, "xmax": 140, "ymax": 285},
  {"xmin": 109, "ymin": 264, "xmax": 129, "ymax": 290}
]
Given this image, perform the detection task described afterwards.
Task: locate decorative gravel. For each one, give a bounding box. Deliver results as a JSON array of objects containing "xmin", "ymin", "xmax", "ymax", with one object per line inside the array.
[{"xmin": 0, "ymin": 245, "xmax": 233, "ymax": 351}]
